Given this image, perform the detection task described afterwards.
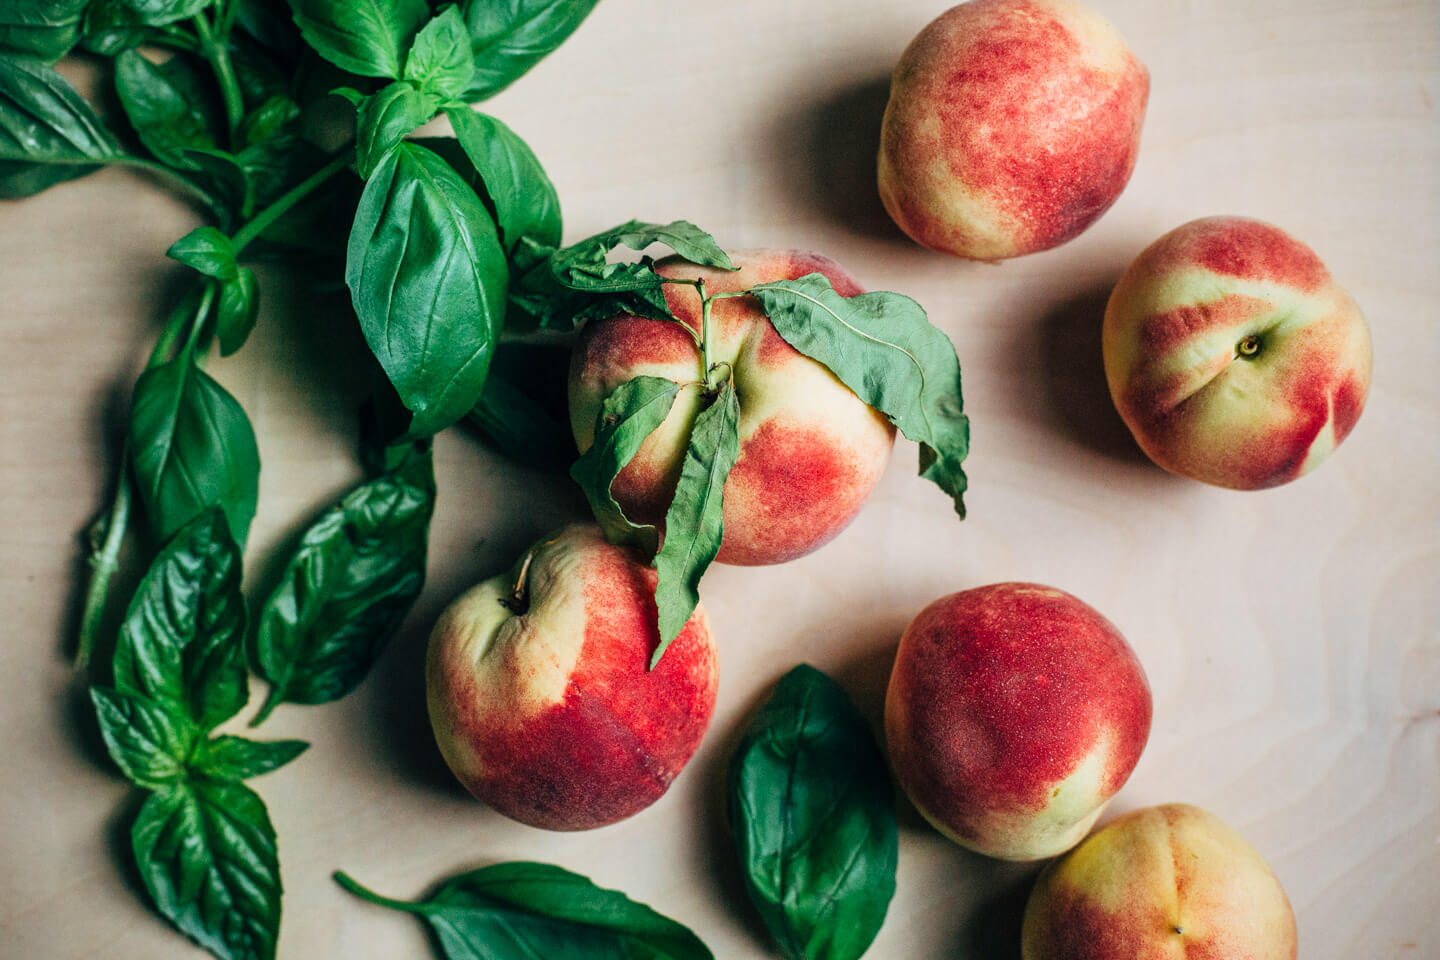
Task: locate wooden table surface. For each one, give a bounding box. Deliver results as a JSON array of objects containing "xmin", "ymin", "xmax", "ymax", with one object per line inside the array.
[{"xmin": 3, "ymin": 1, "xmax": 1437, "ymax": 957}]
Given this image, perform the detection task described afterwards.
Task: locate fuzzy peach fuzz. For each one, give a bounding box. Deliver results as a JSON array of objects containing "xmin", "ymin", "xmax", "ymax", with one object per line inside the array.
[
  {"xmin": 885, "ymin": 583, "xmax": 1151, "ymax": 861},
  {"xmin": 568, "ymin": 250, "xmax": 896, "ymax": 566},
  {"xmin": 878, "ymin": 0, "xmax": 1148, "ymax": 260},
  {"xmin": 1104, "ymin": 217, "xmax": 1373, "ymax": 490},
  {"xmin": 1022, "ymin": 804, "xmax": 1299, "ymax": 960},
  {"xmin": 425, "ymin": 525, "xmax": 718, "ymax": 831}
]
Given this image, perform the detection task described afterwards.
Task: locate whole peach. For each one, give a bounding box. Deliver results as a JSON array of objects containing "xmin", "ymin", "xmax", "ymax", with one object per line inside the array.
[
  {"xmin": 1022, "ymin": 804, "xmax": 1298, "ymax": 960},
  {"xmin": 568, "ymin": 250, "xmax": 896, "ymax": 566},
  {"xmin": 425, "ymin": 525, "xmax": 718, "ymax": 830},
  {"xmin": 878, "ymin": 0, "xmax": 1148, "ymax": 260},
  {"xmin": 885, "ymin": 583, "xmax": 1151, "ymax": 860},
  {"xmin": 1103, "ymin": 216, "xmax": 1373, "ymax": 489}
]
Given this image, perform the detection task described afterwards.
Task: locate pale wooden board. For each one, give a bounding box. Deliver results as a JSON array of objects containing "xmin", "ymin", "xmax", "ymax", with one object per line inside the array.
[{"xmin": 2, "ymin": 0, "xmax": 1437, "ymax": 957}]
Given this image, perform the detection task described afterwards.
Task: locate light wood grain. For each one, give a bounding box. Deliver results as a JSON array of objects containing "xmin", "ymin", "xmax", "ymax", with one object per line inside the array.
[{"xmin": 2, "ymin": 1, "xmax": 1437, "ymax": 957}]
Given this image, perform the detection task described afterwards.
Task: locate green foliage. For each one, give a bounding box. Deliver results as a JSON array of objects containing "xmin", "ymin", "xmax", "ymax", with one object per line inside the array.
[
  {"xmin": 286, "ymin": 0, "xmax": 428, "ymax": 78},
  {"xmin": 461, "ymin": 0, "xmax": 602, "ymax": 102},
  {"xmin": 0, "ymin": 0, "xmax": 90, "ymax": 61},
  {"xmin": 354, "ymin": 80, "xmax": 437, "ymax": 178},
  {"xmin": 405, "ymin": 6, "xmax": 475, "ymax": 100},
  {"xmin": 115, "ymin": 49, "xmax": 218, "ymax": 168},
  {"xmin": 0, "ymin": 56, "xmax": 121, "ymax": 198},
  {"xmin": 445, "ymin": 107, "xmax": 561, "ymax": 263}
]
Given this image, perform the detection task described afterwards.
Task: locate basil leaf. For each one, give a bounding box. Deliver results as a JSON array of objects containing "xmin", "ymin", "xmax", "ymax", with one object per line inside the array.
[
  {"xmin": 168, "ymin": 226, "xmax": 240, "ymax": 281},
  {"xmin": 335, "ymin": 862, "xmax": 713, "ymax": 960},
  {"xmin": 651, "ymin": 380, "xmax": 738, "ymax": 668},
  {"xmin": 405, "ymin": 6, "xmax": 474, "ymax": 99},
  {"xmin": 92, "ymin": 0, "xmax": 217, "ymax": 29},
  {"xmin": 346, "ymin": 141, "xmax": 507, "ymax": 437},
  {"xmin": 251, "ymin": 450, "xmax": 435, "ymax": 720},
  {"xmin": 0, "ymin": 56, "xmax": 121, "ymax": 197},
  {"xmin": 130, "ymin": 357, "xmax": 261, "ymax": 546},
  {"xmin": 354, "ymin": 80, "xmax": 436, "ymax": 179},
  {"xmin": 0, "ymin": 157, "xmax": 90, "ymax": 197},
  {"xmin": 0, "ymin": 0, "xmax": 89, "ymax": 61},
  {"xmin": 236, "ymin": 94, "xmax": 299, "ymax": 149},
  {"xmin": 233, "ymin": 0, "xmax": 304, "ymax": 67},
  {"xmin": 114, "ymin": 49, "xmax": 217, "ymax": 168},
  {"xmin": 132, "ymin": 778, "xmax": 281, "ymax": 960},
  {"xmin": 571, "ymin": 375, "xmax": 682, "ymax": 548},
  {"xmin": 90, "ymin": 685, "xmax": 198, "ymax": 789},
  {"xmin": 287, "ymin": 0, "xmax": 429, "ymax": 79},
  {"xmin": 728, "ymin": 665, "xmax": 898, "ymax": 960},
  {"xmin": 750, "ymin": 274, "xmax": 971, "ymax": 517},
  {"xmin": 112, "ymin": 509, "xmax": 249, "ymax": 731},
  {"xmin": 445, "ymin": 107, "xmax": 560, "ymax": 261},
  {"xmin": 78, "ymin": 0, "xmax": 144, "ymax": 55},
  {"xmin": 194, "ymin": 735, "xmax": 309, "ymax": 781},
  {"xmin": 217, "ymin": 268, "xmax": 260, "ymax": 355},
  {"xmin": 461, "ymin": 0, "xmax": 601, "ymax": 102},
  {"xmin": 182, "ymin": 146, "xmax": 252, "ymax": 225}
]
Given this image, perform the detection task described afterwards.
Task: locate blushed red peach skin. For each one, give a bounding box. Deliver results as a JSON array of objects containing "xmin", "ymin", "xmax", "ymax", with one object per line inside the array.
[
  {"xmin": 567, "ymin": 250, "xmax": 896, "ymax": 566},
  {"xmin": 1103, "ymin": 216, "xmax": 1373, "ymax": 489},
  {"xmin": 1022, "ymin": 804, "xmax": 1299, "ymax": 960},
  {"xmin": 885, "ymin": 583, "xmax": 1151, "ymax": 861},
  {"xmin": 425, "ymin": 525, "xmax": 718, "ymax": 831},
  {"xmin": 878, "ymin": 0, "xmax": 1148, "ymax": 260}
]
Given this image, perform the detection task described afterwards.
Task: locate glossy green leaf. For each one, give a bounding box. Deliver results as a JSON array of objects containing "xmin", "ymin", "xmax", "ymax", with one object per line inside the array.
[
  {"xmin": 445, "ymin": 107, "xmax": 560, "ymax": 261},
  {"xmin": 132, "ymin": 779, "xmax": 281, "ymax": 960},
  {"xmin": 237, "ymin": 94, "xmax": 299, "ymax": 149},
  {"xmin": 461, "ymin": 0, "xmax": 601, "ymax": 102},
  {"xmin": 0, "ymin": 56, "xmax": 120, "ymax": 197},
  {"xmin": 335, "ymin": 861, "xmax": 713, "ymax": 960},
  {"xmin": 167, "ymin": 226, "xmax": 239, "ymax": 280},
  {"xmin": 89, "ymin": 0, "xmax": 216, "ymax": 29},
  {"xmin": 346, "ymin": 141, "xmax": 507, "ymax": 437},
  {"xmin": 129, "ymin": 357, "xmax": 261, "ymax": 546},
  {"xmin": 251, "ymin": 450, "xmax": 435, "ymax": 719},
  {"xmin": 571, "ymin": 375, "xmax": 682, "ymax": 548},
  {"xmin": 750, "ymin": 274, "xmax": 970, "ymax": 517},
  {"xmin": 90, "ymin": 685, "xmax": 198, "ymax": 789},
  {"xmin": 217, "ymin": 268, "xmax": 260, "ymax": 356},
  {"xmin": 112, "ymin": 510, "xmax": 249, "ymax": 731},
  {"xmin": 0, "ymin": 0, "xmax": 89, "ymax": 61},
  {"xmin": 728, "ymin": 665, "xmax": 898, "ymax": 960},
  {"xmin": 651, "ymin": 380, "xmax": 738, "ymax": 668},
  {"xmin": 193, "ymin": 736, "xmax": 309, "ymax": 781},
  {"xmin": 405, "ymin": 6, "xmax": 474, "ymax": 99},
  {"xmin": 355, "ymin": 80, "xmax": 436, "ymax": 179},
  {"xmin": 114, "ymin": 49, "xmax": 217, "ymax": 168},
  {"xmin": 287, "ymin": 0, "xmax": 429, "ymax": 78}
]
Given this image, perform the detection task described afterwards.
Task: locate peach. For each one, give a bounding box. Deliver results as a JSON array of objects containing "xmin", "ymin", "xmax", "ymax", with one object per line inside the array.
[
  {"xmin": 877, "ymin": 0, "xmax": 1148, "ymax": 260},
  {"xmin": 1104, "ymin": 216, "xmax": 1373, "ymax": 489},
  {"xmin": 425, "ymin": 525, "xmax": 718, "ymax": 830},
  {"xmin": 568, "ymin": 249, "xmax": 896, "ymax": 566},
  {"xmin": 1022, "ymin": 803, "xmax": 1299, "ymax": 960},
  {"xmin": 885, "ymin": 583, "xmax": 1151, "ymax": 860}
]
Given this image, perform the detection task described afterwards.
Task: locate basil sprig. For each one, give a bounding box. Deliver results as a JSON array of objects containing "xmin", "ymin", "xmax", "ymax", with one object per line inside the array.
[{"xmin": 729, "ymin": 665, "xmax": 899, "ymax": 960}]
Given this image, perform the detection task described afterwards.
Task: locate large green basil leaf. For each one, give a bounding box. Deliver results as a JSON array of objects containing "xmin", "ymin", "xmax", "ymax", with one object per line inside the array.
[
  {"xmin": 114, "ymin": 49, "xmax": 217, "ymax": 168},
  {"xmin": 651, "ymin": 380, "xmax": 738, "ymax": 668},
  {"xmin": 129, "ymin": 356, "xmax": 261, "ymax": 546},
  {"xmin": 461, "ymin": 0, "xmax": 601, "ymax": 102},
  {"xmin": 112, "ymin": 509, "xmax": 249, "ymax": 731},
  {"xmin": 90, "ymin": 685, "xmax": 198, "ymax": 789},
  {"xmin": 749, "ymin": 274, "xmax": 970, "ymax": 517},
  {"xmin": 286, "ymin": 0, "xmax": 428, "ymax": 78},
  {"xmin": 571, "ymin": 375, "xmax": 681, "ymax": 548},
  {"xmin": 346, "ymin": 141, "xmax": 507, "ymax": 438},
  {"xmin": 729, "ymin": 664, "xmax": 898, "ymax": 960},
  {"xmin": 404, "ymin": 6, "xmax": 474, "ymax": 99},
  {"xmin": 0, "ymin": 56, "xmax": 121, "ymax": 198},
  {"xmin": 0, "ymin": 0, "xmax": 89, "ymax": 60},
  {"xmin": 335, "ymin": 862, "xmax": 713, "ymax": 960},
  {"xmin": 132, "ymin": 778, "xmax": 281, "ymax": 960},
  {"xmin": 192, "ymin": 735, "xmax": 309, "ymax": 781},
  {"xmin": 354, "ymin": 80, "xmax": 436, "ymax": 179},
  {"xmin": 445, "ymin": 107, "xmax": 560, "ymax": 263},
  {"xmin": 251, "ymin": 450, "xmax": 434, "ymax": 720}
]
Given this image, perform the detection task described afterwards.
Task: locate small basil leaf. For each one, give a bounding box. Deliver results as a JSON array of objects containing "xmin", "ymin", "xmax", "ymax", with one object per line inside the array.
[
  {"xmin": 729, "ymin": 664, "xmax": 899, "ymax": 960},
  {"xmin": 287, "ymin": 0, "xmax": 429, "ymax": 79},
  {"xmin": 78, "ymin": 0, "xmax": 144, "ymax": 55},
  {"xmin": 251, "ymin": 450, "xmax": 435, "ymax": 719},
  {"xmin": 346, "ymin": 141, "xmax": 507, "ymax": 437},
  {"xmin": 445, "ymin": 107, "xmax": 560, "ymax": 260},
  {"xmin": 750, "ymin": 274, "xmax": 971, "ymax": 517},
  {"xmin": 132, "ymin": 779, "xmax": 281, "ymax": 960},
  {"xmin": 571, "ymin": 375, "xmax": 682, "ymax": 548},
  {"xmin": 180, "ymin": 146, "xmax": 253, "ymax": 225},
  {"xmin": 237, "ymin": 94, "xmax": 300, "ymax": 148},
  {"xmin": 0, "ymin": 0, "xmax": 89, "ymax": 61},
  {"xmin": 461, "ymin": 0, "xmax": 601, "ymax": 102},
  {"xmin": 0, "ymin": 57, "xmax": 121, "ymax": 197},
  {"xmin": 404, "ymin": 6, "xmax": 474, "ymax": 99},
  {"xmin": 194, "ymin": 735, "xmax": 309, "ymax": 780},
  {"xmin": 355, "ymin": 80, "xmax": 436, "ymax": 179},
  {"xmin": 335, "ymin": 862, "xmax": 713, "ymax": 960},
  {"xmin": 651, "ymin": 379, "xmax": 739, "ymax": 668},
  {"xmin": 114, "ymin": 49, "xmax": 217, "ymax": 168},
  {"xmin": 167, "ymin": 226, "xmax": 239, "ymax": 281},
  {"xmin": 90, "ymin": 685, "xmax": 197, "ymax": 789},
  {"xmin": 112, "ymin": 509, "xmax": 249, "ymax": 731},
  {"xmin": 217, "ymin": 267, "xmax": 260, "ymax": 355},
  {"xmin": 129, "ymin": 356, "xmax": 261, "ymax": 546}
]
